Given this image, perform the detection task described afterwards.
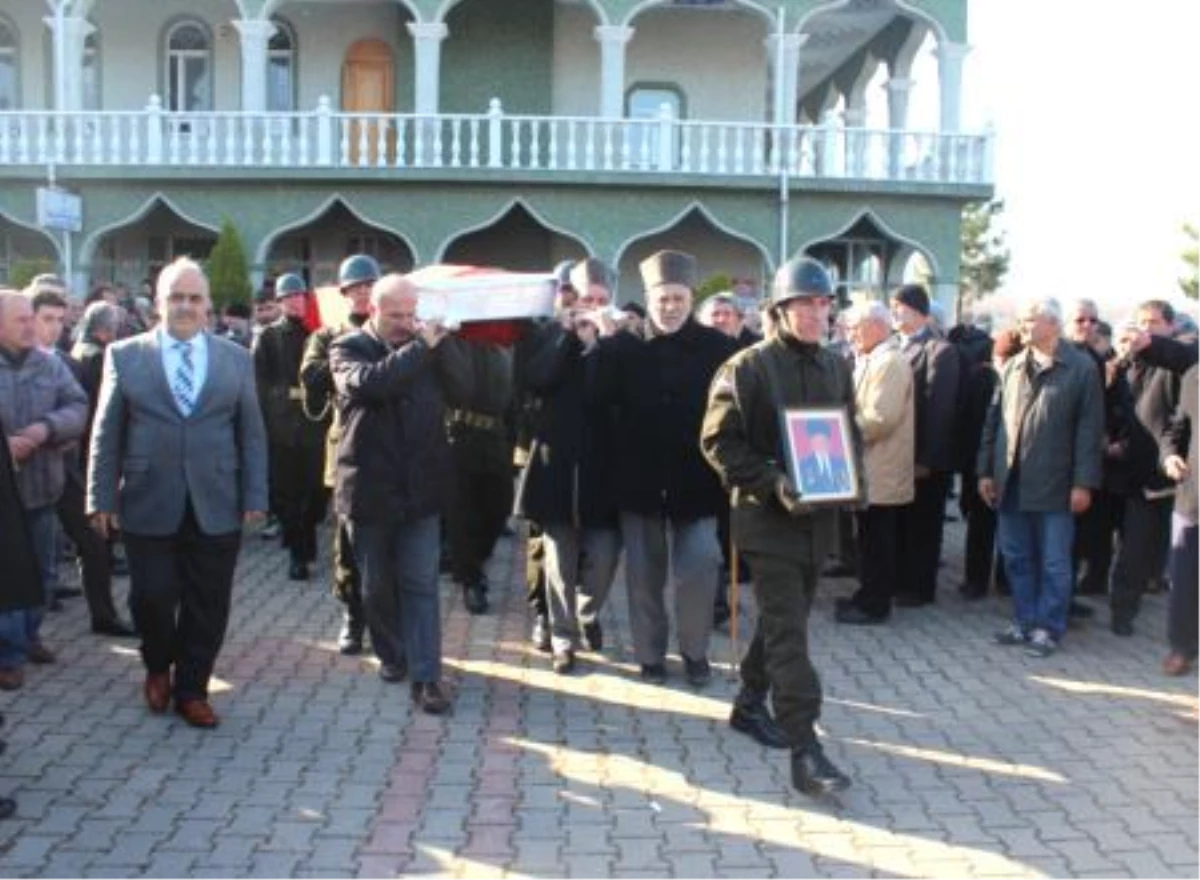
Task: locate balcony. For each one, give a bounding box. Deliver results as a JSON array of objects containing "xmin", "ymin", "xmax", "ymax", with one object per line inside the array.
[{"xmin": 0, "ymin": 96, "xmax": 993, "ymax": 187}]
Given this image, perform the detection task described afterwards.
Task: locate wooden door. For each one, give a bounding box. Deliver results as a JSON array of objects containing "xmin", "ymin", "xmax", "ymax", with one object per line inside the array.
[{"xmin": 341, "ymin": 39, "xmax": 395, "ymax": 165}]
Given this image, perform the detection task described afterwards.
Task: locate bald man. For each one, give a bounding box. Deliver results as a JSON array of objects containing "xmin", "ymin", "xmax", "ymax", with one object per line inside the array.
[
  {"xmin": 88, "ymin": 258, "xmax": 268, "ymax": 728},
  {"xmin": 330, "ymin": 274, "xmax": 472, "ymax": 715}
]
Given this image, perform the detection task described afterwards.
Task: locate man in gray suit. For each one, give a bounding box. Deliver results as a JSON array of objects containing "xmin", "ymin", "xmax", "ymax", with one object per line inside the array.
[{"xmin": 88, "ymin": 257, "xmax": 268, "ymax": 729}]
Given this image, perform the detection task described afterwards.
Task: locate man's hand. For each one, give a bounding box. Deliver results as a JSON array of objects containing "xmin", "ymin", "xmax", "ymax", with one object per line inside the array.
[
  {"xmin": 18, "ymin": 422, "xmax": 49, "ymax": 447},
  {"xmin": 418, "ymin": 319, "xmax": 447, "ymax": 349},
  {"xmin": 978, "ymin": 477, "xmax": 997, "ymax": 508},
  {"xmin": 89, "ymin": 512, "xmax": 120, "ymax": 540},
  {"xmin": 7, "ymin": 435, "xmax": 38, "ymax": 463},
  {"xmin": 774, "ymin": 474, "xmax": 805, "ymax": 516},
  {"xmin": 243, "ymin": 510, "xmax": 267, "ymax": 526},
  {"xmin": 1164, "ymin": 454, "xmax": 1190, "ymax": 482},
  {"xmin": 1069, "ymin": 487, "xmax": 1092, "ymax": 514},
  {"xmin": 1116, "ymin": 326, "xmax": 1150, "ymax": 359}
]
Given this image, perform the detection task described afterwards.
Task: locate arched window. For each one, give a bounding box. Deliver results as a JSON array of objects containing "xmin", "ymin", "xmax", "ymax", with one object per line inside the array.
[
  {"xmin": 0, "ymin": 17, "xmax": 18, "ymax": 111},
  {"xmin": 164, "ymin": 20, "xmax": 212, "ymax": 112},
  {"xmin": 266, "ymin": 18, "xmax": 296, "ymax": 112}
]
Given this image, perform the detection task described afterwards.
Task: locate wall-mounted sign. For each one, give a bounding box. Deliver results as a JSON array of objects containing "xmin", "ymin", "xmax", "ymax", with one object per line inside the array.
[{"xmin": 37, "ymin": 187, "xmax": 82, "ymax": 233}]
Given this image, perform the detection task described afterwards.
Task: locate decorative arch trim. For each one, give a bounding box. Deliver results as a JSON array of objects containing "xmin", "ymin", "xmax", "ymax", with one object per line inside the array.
[
  {"xmin": 795, "ymin": 207, "xmax": 941, "ymax": 279},
  {"xmin": 260, "ymin": 0, "xmax": 421, "ymax": 23},
  {"xmin": 254, "ymin": 194, "xmax": 419, "ymax": 266},
  {"xmin": 79, "ymin": 193, "xmax": 219, "ymax": 268},
  {"xmin": 0, "ymin": 207, "xmax": 64, "ymax": 264},
  {"xmin": 794, "ymin": 0, "xmax": 948, "ymax": 45},
  {"xmin": 611, "ymin": 201, "xmax": 774, "ymax": 271},
  {"xmin": 622, "ymin": 0, "xmax": 774, "ymax": 29},
  {"xmin": 434, "ymin": 197, "xmax": 592, "ymax": 263},
  {"xmin": 433, "ymin": 0, "xmax": 606, "ymax": 25}
]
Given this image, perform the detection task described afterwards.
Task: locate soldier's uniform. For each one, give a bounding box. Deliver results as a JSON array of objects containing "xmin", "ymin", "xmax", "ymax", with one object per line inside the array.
[
  {"xmin": 298, "ymin": 254, "xmax": 378, "ymax": 653},
  {"xmin": 700, "ymin": 257, "xmax": 861, "ymax": 798},
  {"xmin": 253, "ymin": 274, "xmax": 329, "ymax": 580},
  {"xmin": 443, "ymin": 328, "xmax": 518, "ymax": 615}
]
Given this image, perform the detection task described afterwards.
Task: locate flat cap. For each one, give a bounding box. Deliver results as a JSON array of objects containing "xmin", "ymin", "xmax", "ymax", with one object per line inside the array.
[{"xmin": 639, "ymin": 250, "xmax": 697, "ymax": 291}]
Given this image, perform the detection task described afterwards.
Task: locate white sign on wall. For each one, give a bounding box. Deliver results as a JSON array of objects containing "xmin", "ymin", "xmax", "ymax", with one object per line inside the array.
[{"xmin": 37, "ymin": 187, "xmax": 83, "ymax": 233}]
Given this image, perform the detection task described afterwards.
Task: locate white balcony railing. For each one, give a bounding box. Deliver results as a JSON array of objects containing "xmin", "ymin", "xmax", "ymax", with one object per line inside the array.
[{"xmin": 0, "ymin": 96, "xmax": 994, "ymax": 186}]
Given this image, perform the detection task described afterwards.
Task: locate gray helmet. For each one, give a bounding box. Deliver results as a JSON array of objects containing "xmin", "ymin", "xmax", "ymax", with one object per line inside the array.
[
  {"xmin": 771, "ymin": 257, "xmax": 834, "ymax": 306},
  {"xmin": 274, "ymin": 273, "xmax": 308, "ymax": 299},
  {"xmin": 337, "ymin": 254, "xmax": 381, "ymax": 291},
  {"xmin": 552, "ymin": 260, "xmax": 576, "ymax": 290}
]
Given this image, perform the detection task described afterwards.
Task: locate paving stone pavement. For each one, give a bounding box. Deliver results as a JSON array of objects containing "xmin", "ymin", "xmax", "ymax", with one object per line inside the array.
[{"xmin": 0, "ymin": 512, "xmax": 1195, "ymax": 878}]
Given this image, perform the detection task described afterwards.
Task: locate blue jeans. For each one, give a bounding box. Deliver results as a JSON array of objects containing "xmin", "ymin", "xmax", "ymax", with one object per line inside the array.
[
  {"xmin": 0, "ymin": 505, "xmax": 55, "ymax": 668},
  {"xmin": 347, "ymin": 515, "xmax": 442, "ymax": 683},
  {"xmin": 997, "ymin": 486, "xmax": 1075, "ymax": 639}
]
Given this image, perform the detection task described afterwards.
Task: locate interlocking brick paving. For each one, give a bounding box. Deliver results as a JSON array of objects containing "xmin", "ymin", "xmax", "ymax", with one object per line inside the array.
[{"xmin": 0, "ymin": 513, "xmax": 1194, "ymax": 878}]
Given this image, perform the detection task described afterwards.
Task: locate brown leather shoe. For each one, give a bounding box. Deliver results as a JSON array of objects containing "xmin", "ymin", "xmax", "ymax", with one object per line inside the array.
[
  {"xmin": 0, "ymin": 669, "xmax": 23, "ymax": 691},
  {"xmin": 143, "ymin": 672, "xmax": 171, "ymax": 713},
  {"xmin": 1163, "ymin": 653, "xmax": 1193, "ymax": 676},
  {"xmin": 175, "ymin": 699, "xmax": 220, "ymax": 729},
  {"xmin": 27, "ymin": 644, "xmax": 55, "ymax": 665},
  {"xmin": 411, "ymin": 681, "xmax": 451, "ymax": 715}
]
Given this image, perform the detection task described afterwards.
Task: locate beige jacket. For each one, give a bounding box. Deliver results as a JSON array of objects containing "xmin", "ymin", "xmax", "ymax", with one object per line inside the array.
[{"xmin": 853, "ymin": 336, "xmax": 915, "ymax": 506}]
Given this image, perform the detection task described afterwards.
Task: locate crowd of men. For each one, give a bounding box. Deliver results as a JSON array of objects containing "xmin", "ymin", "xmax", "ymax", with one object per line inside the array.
[{"xmin": 0, "ymin": 251, "xmax": 1195, "ymax": 805}]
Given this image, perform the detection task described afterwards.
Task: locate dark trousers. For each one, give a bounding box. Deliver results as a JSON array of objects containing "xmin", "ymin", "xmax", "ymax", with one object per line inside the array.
[
  {"xmin": 332, "ymin": 516, "xmax": 363, "ymax": 628},
  {"xmin": 1111, "ymin": 494, "xmax": 1173, "ymax": 623},
  {"xmin": 1073, "ymin": 488, "xmax": 1116, "ymax": 595},
  {"xmin": 447, "ymin": 444, "xmax": 513, "ymax": 587},
  {"xmin": 850, "ymin": 505, "xmax": 899, "ymax": 616},
  {"xmin": 960, "ymin": 472, "xmax": 998, "ymax": 592},
  {"xmin": 55, "ymin": 471, "xmax": 119, "ymax": 626},
  {"xmin": 740, "ymin": 549, "xmax": 821, "ymax": 747},
  {"xmin": 525, "ymin": 526, "xmax": 547, "ymax": 618},
  {"xmin": 1168, "ymin": 514, "xmax": 1198, "ymax": 658},
  {"xmin": 124, "ymin": 504, "xmax": 241, "ymax": 702},
  {"xmin": 271, "ymin": 441, "xmax": 327, "ymax": 561},
  {"xmin": 896, "ymin": 472, "xmax": 951, "ymax": 602}
]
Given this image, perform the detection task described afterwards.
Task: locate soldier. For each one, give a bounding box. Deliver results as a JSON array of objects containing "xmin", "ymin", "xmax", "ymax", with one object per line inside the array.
[
  {"xmin": 253, "ymin": 273, "xmax": 329, "ymax": 581},
  {"xmin": 299, "ymin": 254, "xmax": 378, "ymax": 654},
  {"xmin": 701, "ymin": 257, "xmax": 861, "ymax": 797}
]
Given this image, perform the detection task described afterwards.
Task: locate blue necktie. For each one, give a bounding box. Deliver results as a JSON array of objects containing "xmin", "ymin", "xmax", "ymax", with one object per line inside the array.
[{"xmin": 172, "ymin": 340, "xmax": 195, "ymax": 416}]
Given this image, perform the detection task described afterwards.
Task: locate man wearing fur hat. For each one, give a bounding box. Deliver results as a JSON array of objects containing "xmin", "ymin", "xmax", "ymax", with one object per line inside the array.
[
  {"xmin": 890, "ymin": 283, "xmax": 961, "ymax": 607},
  {"xmin": 591, "ymin": 250, "xmax": 737, "ymax": 687}
]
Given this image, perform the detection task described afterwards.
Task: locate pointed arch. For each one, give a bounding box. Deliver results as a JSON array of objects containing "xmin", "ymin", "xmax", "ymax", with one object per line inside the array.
[
  {"xmin": 434, "ymin": 0, "xmax": 607, "ymax": 25},
  {"xmin": 254, "ymin": 195, "xmax": 419, "ymax": 266},
  {"xmin": 435, "ymin": 198, "xmax": 591, "ymax": 263},
  {"xmin": 612, "ymin": 201, "xmax": 773, "ymax": 271},
  {"xmin": 793, "ymin": 0, "xmax": 949, "ymax": 45},
  {"xmin": 0, "ymin": 207, "xmax": 64, "ymax": 264},
  {"xmin": 796, "ymin": 206, "xmax": 941, "ymax": 279},
  {"xmin": 79, "ymin": 193, "xmax": 219, "ymax": 268},
  {"xmin": 622, "ymin": 0, "xmax": 774, "ymax": 29}
]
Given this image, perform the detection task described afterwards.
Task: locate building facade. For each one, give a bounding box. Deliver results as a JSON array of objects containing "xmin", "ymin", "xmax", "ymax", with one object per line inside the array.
[{"xmin": 0, "ymin": 0, "xmax": 991, "ymax": 307}]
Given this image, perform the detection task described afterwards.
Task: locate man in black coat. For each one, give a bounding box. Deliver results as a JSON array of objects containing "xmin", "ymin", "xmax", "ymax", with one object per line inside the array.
[
  {"xmin": 890, "ymin": 284, "xmax": 961, "ymax": 606},
  {"xmin": 516, "ymin": 258, "xmax": 622, "ymax": 674},
  {"xmin": 591, "ymin": 250, "xmax": 738, "ymax": 687},
  {"xmin": 330, "ymin": 274, "xmax": 471, "ymax": 714}
]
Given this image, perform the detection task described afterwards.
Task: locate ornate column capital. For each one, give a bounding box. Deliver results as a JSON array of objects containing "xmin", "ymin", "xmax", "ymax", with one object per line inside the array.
[
  {"xmin": 593, "ymin": 25, "xmax": 634, "ymax": 46},
  {"xmin": 231, "ymin": 18, "xmax": 277, "ymax": 43},
  {"xmin": 407, "ymin": 22, "xmax": 449, "ymax": 42}
]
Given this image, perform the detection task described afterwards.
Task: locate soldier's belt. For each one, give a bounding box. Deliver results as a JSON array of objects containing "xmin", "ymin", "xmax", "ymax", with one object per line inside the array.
[
  {"xmin": 288, "ymin": 386, "xmax": 305, "ymax": 401},
  {"xmin": 448, "ymin": 409, "xmax": 502, "ymax": 431}
]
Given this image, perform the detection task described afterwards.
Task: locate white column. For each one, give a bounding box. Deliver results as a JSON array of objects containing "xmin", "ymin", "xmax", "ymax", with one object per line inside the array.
[
  {"xmin": 407, "ymin": 22, "xmax": 448, "ymax": 116},
  {"xmin": 765, "ymin": 32, "xmax": 805, "ymax": 126},
  {"xmin": 884, "ymin": 77, "xmax": 911, "ymax": 177},
  {"xmin": 44, "ymin": 13, "xmax": 92, "ymax": 111},
  {"xmin": 936, "ymin": 42, "xmax": 969, "ymax": 133},
  {"xmin": 594, "ymin": 25, "xmax": 633, "ymax": 119},
  {"xmin": 232, "ymin": 19, "xmax": 277, "ymax": 113}
]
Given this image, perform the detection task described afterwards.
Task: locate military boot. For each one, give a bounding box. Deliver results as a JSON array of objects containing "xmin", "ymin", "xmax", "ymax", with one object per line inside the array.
[
  {"xmin": 729, "ymin": 688, "xmax": 789, "ymax": 749},
  {"xmin": 791, "ymin": 740, "xmax": 851, "ymax": 797}
]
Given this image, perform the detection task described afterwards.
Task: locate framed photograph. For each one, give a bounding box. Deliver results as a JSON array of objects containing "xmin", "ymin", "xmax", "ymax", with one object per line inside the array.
[{"xmin": 780, "ymin": 406, "xmax": 859, "ymax": 505}]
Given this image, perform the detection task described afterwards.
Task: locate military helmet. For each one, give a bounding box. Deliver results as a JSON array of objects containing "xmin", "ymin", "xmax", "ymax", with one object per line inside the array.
[
  {"xmin": 771, "ymin": 257, "xmax": 834, "ymax": 306},
  {"xmin": 337, "ymin": 254, "xmax": 381, "ymax": 291},
  {"xmin": 274, "ymin": 273, "xmax": 308, "ymax": 299},
  {"xmin": 552, "ymin": 260, "xmax": 576, "ymax": 289}
]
